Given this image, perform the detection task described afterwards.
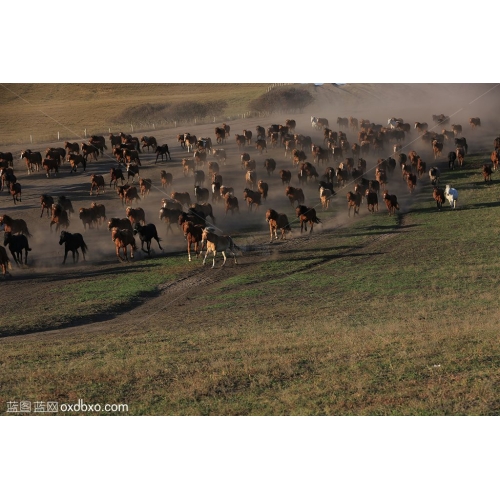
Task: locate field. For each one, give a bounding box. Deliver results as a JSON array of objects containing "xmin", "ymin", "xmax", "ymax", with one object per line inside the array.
[{"xmin": 1, "ymin": 83, "xmax": 500, "ymax": 415}]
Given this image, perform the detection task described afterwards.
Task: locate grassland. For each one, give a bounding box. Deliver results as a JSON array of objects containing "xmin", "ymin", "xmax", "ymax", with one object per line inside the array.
[
  {"xmin": 2, "ymin": 152, "xmax": 500, "ymax": 414},
  {"xmin": 1, "ymin": 83, "xmax": 499, "ymax": 415},
  {"xmin": 0, "ymin": 83, "xmax": 273, "ymax": 146}
]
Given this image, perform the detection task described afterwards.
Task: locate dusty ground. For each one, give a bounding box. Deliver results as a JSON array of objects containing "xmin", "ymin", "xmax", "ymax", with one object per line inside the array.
[{"xmin": 1, "ymin": 83, "xmax": 499, "ymax": 341}]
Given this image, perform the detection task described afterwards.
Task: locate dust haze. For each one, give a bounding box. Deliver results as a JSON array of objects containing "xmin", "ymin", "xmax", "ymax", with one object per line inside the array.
[{"xmin": 1, "ymin": 83, "xmax": 499, "ymax": 321}]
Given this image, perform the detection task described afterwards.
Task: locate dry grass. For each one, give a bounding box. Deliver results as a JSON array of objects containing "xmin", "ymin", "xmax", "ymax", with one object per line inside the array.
[
  {"xmin": 1, "ymin": 84, "xmax": 500, "ymax": 415},
  {"xmin": 3, "ymin": 154, "xmax": 500, "ymax": 414},
  {"xmin": 0, "ymin": 83, "xmax": 271, "ymax": 145}
]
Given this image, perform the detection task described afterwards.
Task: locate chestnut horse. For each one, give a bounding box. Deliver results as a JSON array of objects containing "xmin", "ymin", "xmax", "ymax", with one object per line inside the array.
[
  {"xmin": 182, "ymin": 221, "xmax": 204, "ymax": 261},
  {"xmin": 111, "ymin": 228, "xmax": 137, "ymax": 262}
]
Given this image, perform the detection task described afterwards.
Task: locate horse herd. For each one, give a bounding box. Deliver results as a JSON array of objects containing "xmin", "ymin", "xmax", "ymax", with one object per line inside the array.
[{"xmin": 0, "ymin": 112, "xmax": 497, "ymax": 277}]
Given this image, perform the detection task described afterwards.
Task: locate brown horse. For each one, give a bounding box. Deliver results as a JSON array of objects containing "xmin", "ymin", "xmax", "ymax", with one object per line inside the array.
[
  {"xmin": 9, "ymin": 182, "xmax": 22, "ymax": 204},
  {"xmin": 182, "ymin": 221, "xmax": 204, "ymax": 261},
  {"xmin": 111, "ymin": 228, "xmax": 137, "ymax": 262},
  {"xmin": 266, "ymin": 209, "xmax": 291, "ymax": 242},
  {"xmin": 51, "ymin": 204, "xmax": 70, "ymax": 233},
  {"xmin": 140, "ymin": 136, "xmax": 157, "ymax": 152},
  {"xmin": 21, "ymin": 150, "xmax": 42, "ymax": 174},
  {"xmin": 0, "ymin": 214, "xmax": 31, "ymax": 237},
  {"xmin": 40, "ymin": 194, "xmax": 55, "ymax": 218}
]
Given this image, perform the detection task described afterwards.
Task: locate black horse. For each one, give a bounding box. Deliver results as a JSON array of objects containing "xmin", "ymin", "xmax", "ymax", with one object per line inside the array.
[
  {"xmin": 155, "ymin": 144, "xmax": 172, "ymax": 163},
  {"xmin": 4, "ymin": 232, "xmax": 31, "ymax": 266},
  {"xmin": 132, "ymin": 223, "xmax": 162, "ymax": 254},
  {"xmin": 59, "ymin": 231, "xmax": 88, "ymax": 264}
]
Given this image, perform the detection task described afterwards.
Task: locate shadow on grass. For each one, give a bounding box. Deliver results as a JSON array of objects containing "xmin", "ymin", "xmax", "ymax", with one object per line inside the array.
[
  {"xmin": 0, "ymin": 287, "xmax": 161, "ymax": 338},
  {"xmin": 462, "ymin": 200, "xmax": 500, "ymax": 210}
]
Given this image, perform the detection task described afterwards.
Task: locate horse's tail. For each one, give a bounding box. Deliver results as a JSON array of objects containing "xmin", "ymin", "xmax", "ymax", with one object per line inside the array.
[
  {"xmin": 81, "ymin": 241, "xmax": 88, "ymax": 256},
  {"xmin": 313, "ymin": 215, "xmax": 322, "ymax": 224},
  {"xmin": 229, "ymin": 237, "xmax": 241, "ymax": 252},
  {"xmin": 24, "ymin": 228, "xmax": 32, "ymax": 238}
]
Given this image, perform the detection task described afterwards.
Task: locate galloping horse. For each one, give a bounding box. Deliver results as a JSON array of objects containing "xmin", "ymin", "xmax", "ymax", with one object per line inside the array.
[
  {"xmin": 201, "ymin": 228, "xmax": 239, "ymax": 268},
  {"xmin": 59, "ymin": 231, "xmax": 88, "ymax": 264}
]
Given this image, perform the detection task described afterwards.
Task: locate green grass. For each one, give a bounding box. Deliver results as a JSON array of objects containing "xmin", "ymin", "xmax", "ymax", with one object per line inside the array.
[
  {"xmin": 0, "ymin": 256, "xmax": 187, "ymax": 336},
  {"xmin": 3, "ymin": 163, "xmax": 500, "ymax": 414},
  {"xmin": 1, "ymin": 89, "xmax": 500, "ymax": 414}
]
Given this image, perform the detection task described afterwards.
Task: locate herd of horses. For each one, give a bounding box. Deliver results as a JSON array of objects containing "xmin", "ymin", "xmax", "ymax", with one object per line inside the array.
[{"xmin": 0, "ymin": 111, "xmax": 496, "ymax": 276}]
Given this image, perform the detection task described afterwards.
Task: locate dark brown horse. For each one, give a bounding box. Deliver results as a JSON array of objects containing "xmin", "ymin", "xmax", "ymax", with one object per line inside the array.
[{"xmin": 0, "ymin": 214, "xmax": 31, "ymax": 236}]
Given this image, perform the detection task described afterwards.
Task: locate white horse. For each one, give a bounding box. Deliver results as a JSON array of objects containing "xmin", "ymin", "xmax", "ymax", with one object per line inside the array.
[
  {"xmin": 445, "ymin": 184, "xmax": 458, "ymax": 209},
  {"xmin": 311, "ymin": 116, "xmax": 320, "ymax": 129},
  {"xmin": 388, "ymin": 117, "xmax": 403, "ymax": 129}
]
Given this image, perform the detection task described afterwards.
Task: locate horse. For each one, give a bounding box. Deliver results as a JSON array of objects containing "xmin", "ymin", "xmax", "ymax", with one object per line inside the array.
[
  {"xmin": 182, "ymin": 221, "xmax": 204, "ymax": 262},
  {"xmin": 110, "ymin": 167, "xmax": 125, "ymax": 188},
  {"xmin": 155, "ymin": 144, "xmax": 171, "ymax": 163},
  {"xmin": 132, "ymin": 223, "xmax": 162, "ymax": 254},
  {"xmin": 21, "ymin": 150, "xmax": 42, "ymax": 174},
  {"xmin": 0, "ymin": 245, "xmax": 12, "ymax": 276},
  {"xmin": 141, "ymin": 136, "xmax": 158, "ymax": 152},
  {"xmin": 265, "ymin": 209, "xmax": 291, "ymax": 242},
  {"xmin": 51, "ymin": 204, "xmax": 70, "ymax": 233},
  {"xmin": 4, "ymin": 232, "xmax": 31, "ymax": 266},
  {"xmin": 388, "ymin": 117, "xmax": 403, "ymax": 129},
  {"xmin": 201, "ymin": 227, "xmax": 239, "ymax": 268},
  {"xmin": 445, "ymin": 185, "xmax": 458, "ymax": 209},
  {"xmin": 59, "ymin": 231, "xmax": 88, "ymax": 264},
  {"xmin": 40, "ymin": 194, "xmax": 55, "ymax": 218},
  {"xmin": 0, "ymin": 214, "xmax": 31, "ymax": 237},
  {"xmin": 111, "ymin": 228, "xmax": 137, "ymax": 262},
  {"xmin": 296, "ymin": 205, "xmax": 321, "ymax": 233},
  {"xmin": 9, "ymin": 182, "xmax": 22, "ymax": 204}
]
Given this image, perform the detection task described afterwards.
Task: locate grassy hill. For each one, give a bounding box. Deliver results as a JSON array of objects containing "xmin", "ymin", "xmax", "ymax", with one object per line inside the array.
[
  {"xmin": 0, "ymin": 83, "xmax": 273, "ymax": 145},
  {"xmin": 1, "ymin": 82, "xmax": 499, "ymax": 415}
]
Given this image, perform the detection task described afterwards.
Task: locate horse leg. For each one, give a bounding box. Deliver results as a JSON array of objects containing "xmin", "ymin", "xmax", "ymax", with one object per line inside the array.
[
  {"xmin": 203, "ymin": 248, "xmax": 210, "ymax": 266},
  {"xmin": 213, "ymin": 250, "xmax": 217, "ymax": 268},
  {"xmin": 116, "ymin": 244, "xmax": 123, "ymax": 262},
  {"xmin": 220, "ymin": 250, "xmax": 228, "ymax": 267},
  {"xmin": 156, "ymin": 236, "xmax": 162, "ymax": 251}
]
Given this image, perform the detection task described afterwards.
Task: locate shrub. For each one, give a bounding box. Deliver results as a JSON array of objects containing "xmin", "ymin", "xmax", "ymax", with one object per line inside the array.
[{"xmin": 249, "ymin": 87, "xmax": 314, "ymax": 114}]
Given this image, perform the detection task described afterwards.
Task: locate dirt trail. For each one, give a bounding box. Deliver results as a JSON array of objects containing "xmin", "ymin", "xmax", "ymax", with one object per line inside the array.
[{"xmin": 2, "ymin": 84, "xmax": 498, "ymax": 341}]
